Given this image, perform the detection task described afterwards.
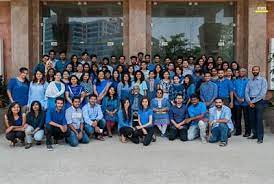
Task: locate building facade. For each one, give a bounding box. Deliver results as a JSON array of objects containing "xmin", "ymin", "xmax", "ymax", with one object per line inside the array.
[{"xmin": 0, "ymin": 0, "xmax": 274, "ymax": 84}]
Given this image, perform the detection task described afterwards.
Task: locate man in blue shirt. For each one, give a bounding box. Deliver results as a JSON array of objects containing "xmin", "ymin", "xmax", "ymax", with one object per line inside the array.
[
  {"xmin": 168, "ymin": 94, "xmax": 189, "ymax": 141},
  {"xmin": 186, "ymin": 94, "xmax": 208, "ymax": 143},
  {"xmin": 214, "ymin": 69, "xmax": 234, "ymax": 108},
  {"xmin": 33, "ymin": 54, "xmax": 49, "ymax": 74},
  {"xmin": 245, "ymin": 66, "xmax": 267, "ymax": 144},
  {"xmin": 55, "ymin": 51, "xmax": 70, "ymax": 72},
  {"xmin": 233, "ymin": 68, "xmax": 250, "ymax": 136},
  {"xmin": 200, "ymin": 72, "xmax": 218, "ymax": 108},
  {"xmin": 45, "ymin": 97, "xmax": 70, "ymax": 151},
  {"xmin": 65, "ymin": 97, "xmax": 89, "ymax": 147},
  {"xmin": 208, "ymin": 98, "xmax": 234, "ymax": 147},
  {"xmin": 82, "ymin": 94, "xmax": 106, "ymax": 141}
]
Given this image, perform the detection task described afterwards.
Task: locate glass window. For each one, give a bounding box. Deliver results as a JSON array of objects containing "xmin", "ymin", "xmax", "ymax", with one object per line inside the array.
[
  {"xmin": 152, "ymin": 2, "xmax": 235, "ymax": 61},
  {"xmin": 41, "ymin": 2, "xmax": 123, "ymax": 58}
]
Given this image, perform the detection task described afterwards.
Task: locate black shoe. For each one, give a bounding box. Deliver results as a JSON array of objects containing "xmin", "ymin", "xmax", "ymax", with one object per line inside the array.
[
  {"xmin": 152, "ymin": 135, "xmax": 157, "ymax": 142},
  {"xmin": 247, "ymin": 135, "xmax": 257, "ymax": 139},
  {"xmin": 36, "ymin": 141, "xmax": 42, "ymax": 145},
  {"xmin": 257, "ymin": 140, "xmax": 263, "ymax": 144},
  {"xmin": 234, "ymin": 132, "xmax": 241, "ymax": 136},
  {"xmin": 243, "ymin": 133, "xmax": 250, "ymax": 137},
  {"xmin": 47, "ymin": 144, "xmax": 53, "ymax": 151},
  {"xmin": 25, "ymin": 143, "xmax": 32, "ymax": 149}
]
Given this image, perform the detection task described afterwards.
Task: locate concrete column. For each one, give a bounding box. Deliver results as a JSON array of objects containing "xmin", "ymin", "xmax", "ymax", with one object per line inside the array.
[
  {"xmin": 10, "ymin": 0, "xmax": 30, "ymax": 78},
  {"xmin": 248, "ymin": 0, "xmax": 267, "ymax": 77},
  {"xmin": 128, "ymin": 0, "xmax": 146, "ymax": 57},
  {"xmin": 236, "ymin": 0, "xmax": 248, "ymax": 68}
]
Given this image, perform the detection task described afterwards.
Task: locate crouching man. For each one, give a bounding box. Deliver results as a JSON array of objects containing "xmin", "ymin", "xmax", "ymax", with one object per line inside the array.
[
  {"xmin": 82, "ymin": 94, "xmax": 106, "ymax": 141},
  {"xmin": 208, "ymin": 98, "xmax": 234, "ymax": 147},
  {"xmin": 65, "ymin": 97, "xmax": 89, "ymax": 147},
  {"xmin": 45, "ymin": 97, "xmax": 70, "ymax": 151}
]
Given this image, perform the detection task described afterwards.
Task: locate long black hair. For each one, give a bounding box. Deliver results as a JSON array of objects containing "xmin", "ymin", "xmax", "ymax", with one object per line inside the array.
[
  {"xmin": 121, "ymin": 73, "xmax": 132, "ymax": 87},
  {"xmin": 183, "ymin": 74, "xmax": 193, "ymax": 88},
  {"xmin": 106, "ymin": 86, "xmax": 118, "ymax": 99},
  {"xmin": 7, "ymin": 102, "xmax": 22, "ymax": 126},
  {"xmin": 121, "ymin": 98, "xmax": 131, "ymax": 121},
  {"xmin": 29, "ymin": 101, "xmax": 43, "ymax": 116}
]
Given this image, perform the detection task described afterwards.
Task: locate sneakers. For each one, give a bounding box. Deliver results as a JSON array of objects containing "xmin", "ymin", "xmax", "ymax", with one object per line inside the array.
[
  {"xmin": 47, "ymin": 144, "xmax": 53, "ymax": 151},
  {"xmin": 25, "ymin": 143, "xmax": 32, "ymax": 149},
  {"xmin": 201, "ymin": 138, "xmax": 207, "ymax": 144},
  {"xmin": 219, "ymin": 142, "xmax": 227, "ymax": 147}
]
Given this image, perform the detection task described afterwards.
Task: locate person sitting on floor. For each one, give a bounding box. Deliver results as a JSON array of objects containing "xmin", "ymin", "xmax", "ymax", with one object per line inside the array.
[
  {"xmin": 82, "ymin": 94, "xmax": 106, "ymax": 141},
  {"xmin": 65, "ymin": 97, "xmax": 89, "ymax": 147},
  {"xmin": 208, "ymin": 98, "xmax": 234, "ymax": 147}
]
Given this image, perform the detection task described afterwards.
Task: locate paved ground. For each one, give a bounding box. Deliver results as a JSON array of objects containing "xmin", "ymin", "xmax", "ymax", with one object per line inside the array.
[{"xmin": 0, "ymin": 134, "xmax": 274, "ymax": 184}]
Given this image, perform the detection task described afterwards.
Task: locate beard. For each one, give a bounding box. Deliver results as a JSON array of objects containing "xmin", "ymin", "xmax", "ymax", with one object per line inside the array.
[
  {"xmin": 252, "ymin": 72, "xmax": 259, "ymax": 76},
  {"xmin": 216, "ymin": 105, "xmax": 222, "ymax": 108}
]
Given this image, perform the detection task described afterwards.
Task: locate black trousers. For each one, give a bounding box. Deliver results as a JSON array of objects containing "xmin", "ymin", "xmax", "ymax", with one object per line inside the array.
[
  {"xmin": 234, "ymin": 105, "xmax": 250, "ymax": 135},
  {"xmin": 168, "ymin": 125, "xmax": 188, "ymax": 141},
  {"xmin": 6, "ymin": 131, "xmax": 25, "ymax": 142},
  {"xmin": 119, "ymin": 127, "xmax": 139, "ymax": 144},
  {"xmin": 136, "ymin": 126, "xmax": 154, "ymax": 146},
  {"xmin": 248, "ymin": 100, "xmax": 265, "ymax": 141},
  {"xmin": 46, "ymin": 124, "xmax": 70, "ymax": 145}
]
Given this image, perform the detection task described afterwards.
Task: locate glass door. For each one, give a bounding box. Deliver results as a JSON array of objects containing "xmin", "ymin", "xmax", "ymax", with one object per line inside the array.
[
  {"xmin": 41, "ymin": 2, "xmax": 123, "ymax": 58},
  {"xmin": 151, "ymin": 2, "xmax": 235, "ymax": 61}
]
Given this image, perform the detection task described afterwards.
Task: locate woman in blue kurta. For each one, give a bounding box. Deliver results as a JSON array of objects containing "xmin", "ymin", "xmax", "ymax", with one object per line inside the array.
[
  {"xmin": 118, "ymin": 99, "xmax": 139, "ymax": 144},
  {"xmin": 45, "ymin": 71, "xmax": 65, "ymax": 110},
  {"xmin": 65, "ymin": 75, "xmax": 85, "ymax": 109},
  {"xmin": 146, "ymin": 71, "xmax": 160, "ymax": 100},
  {"xmin": 80, "ymin": 72, "xmax": 93, "ymax": 106},
  {"xmin": 93, "ymin": 70, "xmax": 111, "ymax": 104},
  {"xmin": 102, "ymin": 87, "xmax": 119, "ymax": 137},
  {"xmin": 28, "ymin": 70, "xmax": 48, "ymax": 110},
  {"xmin": 151, "ymin": 89, "xmax": 170, "ymax": 136},
  {"xmin": 4, "ymin": 102, "xmax": 26, "ymax": 146},
  {"xmin": 7, "ymin": 67, "xmax": 29, "ymax": 112},
  {"xmin": 183, "ymin": 74, "xmax": 196, "ymax": 105},
  {"xmin": 117, "ymin": 73, "xmax": 132, "ymax": 101},
  {"xmin": 169, "ymin": 75, "xmax": 184, "ymax": 105},
  {"xmin": 158, "ymin": 71, "xmax": 171, "ymax": 99},
  {"xmin": 110, "ymin": 70, "xmax": 120, "ymax": 90},
  {"xmin": 136, "ymin": 97, "xmax": 155, "ymax": 146},
  {"xmin": 132, "ymin": 70, "xmax": 148, "ymax": 96}
]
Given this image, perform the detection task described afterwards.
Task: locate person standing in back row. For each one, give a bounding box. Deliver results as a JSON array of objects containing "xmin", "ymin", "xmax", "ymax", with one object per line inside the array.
[{"xmin": 245, "ymin": 66, "xmax": 267, "ymax": 144}]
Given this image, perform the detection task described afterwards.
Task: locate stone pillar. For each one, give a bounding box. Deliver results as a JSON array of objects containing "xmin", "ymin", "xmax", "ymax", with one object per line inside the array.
[
  {"xmin": 128, "ymin": 0, "xmax": 146, "ymax": 57},
  {"xmin": 236, "ymin": 0, "xmax": 248, "ymax": 68},
  {"xmin": 10, "ymin": 0, "xmax": 30, "ymax": 78},
  {"xmin": 248, "ymin": 0, "xmax": 267, "ymax": 77}
]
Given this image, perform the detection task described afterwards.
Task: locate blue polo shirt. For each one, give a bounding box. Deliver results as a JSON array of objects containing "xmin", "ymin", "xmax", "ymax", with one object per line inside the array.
[
  {"xmin": 138, "ymin": 108, "xmax": 153, "ymax": 127},
  {"xmin": 214, "ymin": 78, "xmax": 233, "ymax": 99},
  {"xmin": 46, "ymin": 108, "xmax": 67, "ymax": 126},
  {"xmin": 188, "ymin": 102, "xmax": 207, "ymax": 126}
]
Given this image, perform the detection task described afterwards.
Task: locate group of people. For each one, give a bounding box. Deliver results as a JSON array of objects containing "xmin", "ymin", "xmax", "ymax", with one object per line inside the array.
[{"xmin": 4, "ymin": 50, "xmax": 268, "ymax": 150}]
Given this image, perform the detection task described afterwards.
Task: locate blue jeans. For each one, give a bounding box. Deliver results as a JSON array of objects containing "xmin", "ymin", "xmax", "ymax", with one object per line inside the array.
[
  {"xmin": 209, "ymin": 123, "xmax": 230, "ymax": 143},
  {"xmin": 248, "ymin": 100, "xmax": 264, "ymax": 140},
  {"xmin": 67, "ymin": 129, "xmax": 89, "ymax": 147},
  {"xmin": 84, "ymin": 119, "xmax": 106, "ymax": 136}
]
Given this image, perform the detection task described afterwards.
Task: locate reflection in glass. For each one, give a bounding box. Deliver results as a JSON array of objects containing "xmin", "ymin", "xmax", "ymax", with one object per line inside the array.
[
  {"xmin": 42, "ymin": 2, "xmax": 123, "ymax": 58},
  {"xmin": 152, "ymin": 2, "xmax": 235, "ymax": 61}
]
